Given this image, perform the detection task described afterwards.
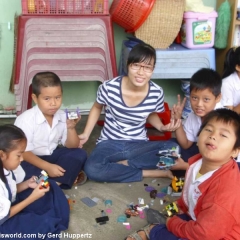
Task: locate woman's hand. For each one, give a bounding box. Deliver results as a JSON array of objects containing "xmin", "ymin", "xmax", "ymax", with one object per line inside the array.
[{"xmin": 160, "ymin": 118, "xmax": 181, "ymax": 132}]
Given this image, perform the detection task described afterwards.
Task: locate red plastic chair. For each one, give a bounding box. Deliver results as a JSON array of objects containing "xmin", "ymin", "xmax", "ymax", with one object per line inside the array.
[{"xmin": 97, "ymin": 102, "xmax": 171, "ymax": 141}]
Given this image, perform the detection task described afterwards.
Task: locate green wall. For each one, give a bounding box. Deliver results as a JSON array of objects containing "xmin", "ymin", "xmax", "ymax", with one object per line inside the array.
[{"xmin": 0, "ymin": 0, "xmax": 216, "ymax": 111}]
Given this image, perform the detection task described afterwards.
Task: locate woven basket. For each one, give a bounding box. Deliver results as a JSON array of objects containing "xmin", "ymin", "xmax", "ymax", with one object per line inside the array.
[{"xmin": 135, "ymin": 0, "xmax": 185, "ymax": 49}]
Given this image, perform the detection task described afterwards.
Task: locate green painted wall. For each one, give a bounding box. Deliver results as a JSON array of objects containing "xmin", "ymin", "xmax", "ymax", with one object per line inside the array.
[{"xmin": 0, "ymin": 0, "xmax": 216, "ymax": 111}]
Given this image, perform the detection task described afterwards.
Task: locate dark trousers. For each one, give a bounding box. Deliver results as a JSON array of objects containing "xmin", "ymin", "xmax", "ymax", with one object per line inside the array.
[
  {"xmin": 149, "ymin": 214, "xmax": 191, "ymax": 240},
  {"xmin": 21, "ymin": 147, "xmax": 87, "ymax": 189}
]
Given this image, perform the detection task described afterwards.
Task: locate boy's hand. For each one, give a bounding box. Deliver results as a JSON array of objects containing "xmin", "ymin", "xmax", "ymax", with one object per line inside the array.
[
  {"xmin": 46, "ymin": 164, "xmax": 66, "ymax": 177},
  {"xmin": 78, "ymin": 133, "xmax": 89, "ymax": 147},
  {"xmin": 170, "ymin": 157, "xmax": 189, "ymax": 170},
  {"xmin": 160, "ymin": 118, "xmax": 181, "ymax": 132},
  {"xmin": 30, "ymin": 182, "xmax": 50, "ymax": 201},
  {"xmin": 66, "ymin": 116, "xmax": 81, "ymax": 130},
  {"xmin": 28, "ymin": 176, "xmax": 38, "ymax": 189},
  {"xmin": 172, "ymin": 95, "xmax": 186, "ymax": 120}
]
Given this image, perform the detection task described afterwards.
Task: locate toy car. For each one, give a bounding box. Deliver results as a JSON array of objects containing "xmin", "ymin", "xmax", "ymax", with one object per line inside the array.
[
  {"xmin": 171, "ymin": 176, "xmax": 185, "ymax": 192},
  {"xmin": 35, "ymin": 170, "xmax": 49, "ymax": 189},
  {"xmin": 165, "ymin": 202, "xmax": 179, "ymax": 217}
]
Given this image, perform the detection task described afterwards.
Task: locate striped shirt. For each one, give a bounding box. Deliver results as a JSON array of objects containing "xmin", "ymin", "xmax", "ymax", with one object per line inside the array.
[{"xmin": 96, "ymin": 76, "xmax": 164, "ymax": 143}]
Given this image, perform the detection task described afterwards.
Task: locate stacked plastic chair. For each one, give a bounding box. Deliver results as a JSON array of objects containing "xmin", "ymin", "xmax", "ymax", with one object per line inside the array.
[{"xmin": 14, "ymin": 1, "xmax": 117, "ymax": 115}]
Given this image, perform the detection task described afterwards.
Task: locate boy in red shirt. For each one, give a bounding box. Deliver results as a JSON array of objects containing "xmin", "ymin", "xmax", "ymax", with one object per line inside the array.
[{"xmin": 126, "ymin": 108, "xmax": 240, "ymax": 240}]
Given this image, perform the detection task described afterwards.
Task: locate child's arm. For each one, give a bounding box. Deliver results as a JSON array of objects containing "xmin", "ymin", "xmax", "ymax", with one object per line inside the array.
[
  {"xmin": 175, "ymin": 124, "xmax": 193, "ymax": 149},
  {"xmin": 17, "ymin": 176, "xmax": 37, "ymax": 193},
  {"xmin": 23, "ymin": 151, "xmax": 65, "ymax": 177},
  {"xmin": 170, "ymin": 157, "xmax": 189, "ymax": 170},
  {"xmin": 78, "ymin": 102, "xmax": 103, "ymax": 145},
  {"xmin": 65, "ymin": 118, "xmax": 81, "ymax": 148},
  {"xmin": 10, "ymin": 182, "xmax": 49, "ymax": 218}
]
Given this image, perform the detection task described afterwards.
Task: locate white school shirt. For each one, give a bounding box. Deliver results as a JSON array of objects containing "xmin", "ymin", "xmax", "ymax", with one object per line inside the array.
[
  {"xmin": 0, "ymin": 165, "xmax": 25, "ymax": 225},
  {"xmin": 14, "ymin": 105, "xmax": 67, "ymax": 155},
  {"xmin": 221, "ymin": 72, "xmax": 240, "ymax": 107},
  {"xmin": 182, "ymin": 159, "xmax": 218, "ymax": 220},
  {"xmin": 221, "ymin": 74, "xmax": 240, "ymax": 162},
  {"xmin": 183, "ymin": 102, "xmax": 223, "ymax": 143}
]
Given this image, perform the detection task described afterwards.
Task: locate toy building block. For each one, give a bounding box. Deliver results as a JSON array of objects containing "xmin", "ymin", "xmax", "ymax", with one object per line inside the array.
[
  {"xmin": 35, "ymin": 170, "xmax": 49, "ymax": 189},
  {"xmin": 156, "ymin": 146, "xmax": 180, "ymax": 170},
  {"xmin": 165, "ymin": 202, "xmax": 179, "ymax": 217},
  {"xmin": 65, "ymin": 107, "xmax": 80, "ymax": 120},
  {"xmin": 171, "ymin": 176, "xmax": 185, "ymax": 192},
  {"xmin": 125, "ymin": 204, "xmax": 139, "ymax": 217}
]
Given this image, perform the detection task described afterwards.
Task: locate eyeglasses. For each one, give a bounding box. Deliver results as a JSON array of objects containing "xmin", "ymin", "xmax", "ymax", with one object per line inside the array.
[{"xmin": 130, "ymin": 63, "xmax": 154, "ymax": 73}]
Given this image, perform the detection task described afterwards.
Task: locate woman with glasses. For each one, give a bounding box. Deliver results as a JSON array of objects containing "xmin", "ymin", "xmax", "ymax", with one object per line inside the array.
[{"xmin": 79, "ymin": 43, "xmax": 181, "ymax": 183}]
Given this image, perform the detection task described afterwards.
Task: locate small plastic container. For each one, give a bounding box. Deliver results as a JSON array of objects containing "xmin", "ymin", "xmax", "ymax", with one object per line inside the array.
[{"xmin": 181, "ymin": 11, "xmax": 218, "ymax": 49}]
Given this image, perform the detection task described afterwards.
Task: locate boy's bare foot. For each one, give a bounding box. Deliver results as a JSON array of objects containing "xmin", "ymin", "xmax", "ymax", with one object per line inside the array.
[
  {"xmin": 126, "ymin": 230, "xmax": 147, "ymax": 240},
  {"xmin": 125, "ymin": 224, "xmax": 155, "ymax": 240}
]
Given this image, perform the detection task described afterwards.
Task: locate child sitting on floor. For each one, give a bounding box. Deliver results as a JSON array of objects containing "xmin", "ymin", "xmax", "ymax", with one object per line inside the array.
[
  {"xmin": 0, "ymin": 125, "xmax": 69, "ymax": 239},
  {"xmin": 14, "ymin": 72, "xmax": 87, "ymax": 189},
  {"xmin": 126, "ymin": 108, "xmax": 240, "ymax": 240},
  {"xmin": 171, "ymin": 68, "xmax": 222, "ymax": 176}
]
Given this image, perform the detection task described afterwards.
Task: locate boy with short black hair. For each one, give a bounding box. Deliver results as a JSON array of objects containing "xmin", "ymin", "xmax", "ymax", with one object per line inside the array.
[
  {"xmin": 126, "ymin": 108, "xmax": 240, "ymax": 240},
  {"xmin": 15, "ymin": 71, "xmax": 87, "ymax": 189},
  {"xmin": 171, "ymin": 68, "xmax": 222, "ymax": 172}
]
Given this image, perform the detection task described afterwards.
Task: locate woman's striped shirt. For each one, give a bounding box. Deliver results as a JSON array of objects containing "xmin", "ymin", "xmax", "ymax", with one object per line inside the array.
[{"xmin": 96, "ymin": 76, "xmax": 164, "ymax": 143}]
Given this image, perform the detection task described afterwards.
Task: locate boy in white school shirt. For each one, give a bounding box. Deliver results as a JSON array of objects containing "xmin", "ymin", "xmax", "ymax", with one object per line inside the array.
[{"xmin": 15, "ymin": 71, "xmax": 87, "ymax": 189}]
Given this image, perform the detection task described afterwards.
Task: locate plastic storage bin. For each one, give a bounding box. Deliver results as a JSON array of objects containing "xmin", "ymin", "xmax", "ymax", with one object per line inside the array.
[
  {"xmin": 21, "ymin": 0, "xmax": 109, "ymax": 15},
  {"xmin": 181, "ymin": 11, "xmax": 218, "ymax": 49}
]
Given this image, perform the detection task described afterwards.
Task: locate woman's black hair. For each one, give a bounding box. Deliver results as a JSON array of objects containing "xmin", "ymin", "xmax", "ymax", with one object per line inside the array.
[
  {"xmin": 222, "ymin": 47, "xmax": 240, "ymax": 79},
  {"xmin": 0, "ymin": 125, "xmax": 26, "ymax": 184},
  {"xmin": 198, "ymin": 108, "xmax": 240, "ymax": 149},
  {"xmin": 127, "ymin": 43, "xmax": 156, "ymax": 67}
]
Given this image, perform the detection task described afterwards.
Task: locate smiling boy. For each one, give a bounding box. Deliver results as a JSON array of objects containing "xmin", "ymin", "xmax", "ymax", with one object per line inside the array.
[{"xmin": 171, "ymin": 68, "xmax": 223, "ymax": 173}]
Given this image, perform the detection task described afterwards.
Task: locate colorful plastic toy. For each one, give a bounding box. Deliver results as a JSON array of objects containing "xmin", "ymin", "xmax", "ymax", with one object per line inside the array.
[
  {"xmin": 171, "ymin": 176, "xmax": 185, "ymax": 192},
  {"xmin": 156, "ymin": 146, "xmax": 180, "ymax": 170},
  {"xmin": 35, "ymin": 170, "xmax": 49, "ymax": 189},
  {"xmin": 65, "ymin": 107, "xmax": 80, "ymax": 120},
  {"xmin": 165, "ymin": 202, "xmax": 179, "ymax": 217}
]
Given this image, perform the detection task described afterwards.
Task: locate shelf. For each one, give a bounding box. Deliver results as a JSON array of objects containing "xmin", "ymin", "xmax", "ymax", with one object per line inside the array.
[{"xmin": 0, "ymin": 115, "xmax": 17, "ymax": 118}]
